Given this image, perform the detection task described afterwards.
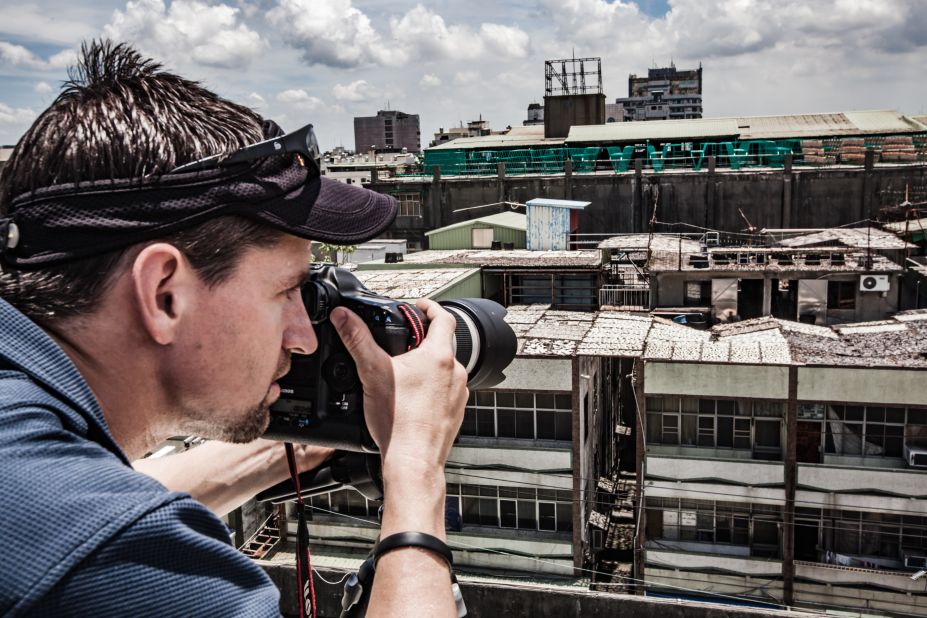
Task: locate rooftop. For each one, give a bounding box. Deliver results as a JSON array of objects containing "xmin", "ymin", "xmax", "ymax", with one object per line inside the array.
[
  {"xmin": 598, "ymin": 233, "xmax": 702, "ymax": 253},
  {"xmin": 425, "ymin": 212, "xmax": 526, "ymax": 236},
  {"xmin": 351, "ymin": 267, "xmax": 479, "ymax": 300},
  {"xmin": 770, "ymin": 227, "xmax": 915, "ymax": 250},
  {"xmin": 565, "ymin": 110, "xmax": 927, "ymax": 145},
  {"xmin": 647, "ymin": 248, "xmax": 902, "ymax": 273},
  {"xmin": 367, "ymin": 249, "xmax": 602, "ymax": 269},
  {"xmin": 504, "ymin": 305, "xmax": 927, "ymax": 368},
  {"xmin": 882, "ymin": 217, "xmax": 927, "ymax": 235},
  {"xmin": 427, "ymin": 126, "xmax": 564, "ymax": 151}
]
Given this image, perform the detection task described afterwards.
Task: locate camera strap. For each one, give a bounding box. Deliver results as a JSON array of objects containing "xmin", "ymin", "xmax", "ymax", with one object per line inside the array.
[{"xmin": 285, "ymin": 442, "xmax": 318, "ymax": 618}]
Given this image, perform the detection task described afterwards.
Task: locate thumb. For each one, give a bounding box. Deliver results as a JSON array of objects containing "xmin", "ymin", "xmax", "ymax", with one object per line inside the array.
[{"xmin": 330, "ymin": 307, "xmax": 390, "ymax": 377}]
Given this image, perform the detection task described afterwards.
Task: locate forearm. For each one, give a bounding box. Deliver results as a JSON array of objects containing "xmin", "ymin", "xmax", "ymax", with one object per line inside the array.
[
  {"xmin": 133, "ymin": 439, "xmax": 294, "ymax": 517},
  {"xmin": 367, "ymin": 459, "xmax": 455, "ymax": 617}
]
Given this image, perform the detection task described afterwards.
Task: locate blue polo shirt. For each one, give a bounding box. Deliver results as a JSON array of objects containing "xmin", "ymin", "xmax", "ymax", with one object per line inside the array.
[{"xmin": 0, "ymin": 297, "xmax": 281, "ymax": 616}]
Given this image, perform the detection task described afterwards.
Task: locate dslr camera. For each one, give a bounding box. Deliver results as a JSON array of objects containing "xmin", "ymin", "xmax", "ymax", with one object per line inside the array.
[{"xmin": 264, "ymin": 264, "xmax": 517, "ymax": 452}]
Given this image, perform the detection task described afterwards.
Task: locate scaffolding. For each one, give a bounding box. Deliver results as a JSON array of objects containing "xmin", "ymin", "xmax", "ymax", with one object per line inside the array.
[{"xmin": 545, "ymin": 57, "xmax": 603, "ymax": 96}]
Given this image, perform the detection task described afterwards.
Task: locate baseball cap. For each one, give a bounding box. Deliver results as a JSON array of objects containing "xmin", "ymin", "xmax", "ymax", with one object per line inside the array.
[{"xmin": 0, "ymin": 119, "xmax": 398, "ymax": 268}]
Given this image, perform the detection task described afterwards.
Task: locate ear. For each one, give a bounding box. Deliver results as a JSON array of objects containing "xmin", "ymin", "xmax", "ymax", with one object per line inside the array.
[{"xmin": 131, "ymin": 243, "xmax": 195, "ymax": 346}]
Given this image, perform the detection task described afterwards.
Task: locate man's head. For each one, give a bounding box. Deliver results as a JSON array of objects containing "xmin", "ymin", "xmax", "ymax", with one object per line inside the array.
[{"xmin": 0, "ymin": 40, "xmax": 397, "ymax": 449}]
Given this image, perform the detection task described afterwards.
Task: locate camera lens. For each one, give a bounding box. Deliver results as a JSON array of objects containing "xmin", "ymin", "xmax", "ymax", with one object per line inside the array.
[{"xmin": 439, "ymin": 299, "xmax": 517, "ymax": 390}]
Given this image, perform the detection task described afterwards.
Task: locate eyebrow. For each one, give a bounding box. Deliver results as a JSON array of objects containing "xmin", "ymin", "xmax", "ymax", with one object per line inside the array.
[{"xmin": 281, "ymin": 266, "xmax": 313, "ymax": 290}]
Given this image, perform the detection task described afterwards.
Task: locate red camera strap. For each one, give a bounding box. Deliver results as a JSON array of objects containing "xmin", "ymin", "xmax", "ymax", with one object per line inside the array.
[
  {"xmin": 285, "ymin": 443, "xmax": 318, "ymax": 618},
  {"xmin": 397, "ymin": 304, "xmax": 424, "ymax": 351}
]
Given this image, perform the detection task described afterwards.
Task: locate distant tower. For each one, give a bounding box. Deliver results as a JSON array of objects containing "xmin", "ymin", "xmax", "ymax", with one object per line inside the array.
[{"xmin": 542, "ymin": 57, "xmax": 605, "ymax": 138}]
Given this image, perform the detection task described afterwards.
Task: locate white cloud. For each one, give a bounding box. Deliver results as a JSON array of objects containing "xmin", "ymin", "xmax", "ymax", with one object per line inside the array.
[
  {"xmin": 267, "ymin": 0, "xmax": 529, "ymax": 68},
  {"xmin": 0, "ymin": 102, "xmax": 37, "ymax": 144},
  {"xmin": 247, "ymin": 92, "xmax": 266, "ymax": 108},
  {"xmin": 276, "ymin": 88, "xmax": 324, "ymax": 110},
  {"xmin": 389, "ymin": 5, "xmax": 529, "ymax": 62},
  {"xmin": 419, "ymin": 74, "xmax": 441, "ymax": 88},
  {"xmin": 267, "ymin": 0, "xmax": 399, "ymax": 68},
  {"xmin": 103, "ymin": 0, "xmax": 265, "ymax": 69},
  {"xmin": 0, "ymin": 41, "xmax": 48, "ymax": 70},
  {"xmin": 454, "ymin": 71, "xmax": 478, "ymax": 85},
  {"xmin": 332, "ymin": 79, "xmax": 377, "ymax": 102},
  {"xmin": 33, "ymin": 81, "xmax": 53, "ymax": 94}
]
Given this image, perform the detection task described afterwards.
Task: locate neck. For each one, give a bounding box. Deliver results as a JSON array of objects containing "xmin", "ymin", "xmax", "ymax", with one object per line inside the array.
[{"xmin": 43, "ymin": 315, "xmax": 166, "ymax": 461}]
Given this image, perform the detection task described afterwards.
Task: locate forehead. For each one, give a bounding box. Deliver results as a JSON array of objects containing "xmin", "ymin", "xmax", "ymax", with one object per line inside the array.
[{"xmin": 238, "ymin": 235, "xmax": 312, "ymax": 283}]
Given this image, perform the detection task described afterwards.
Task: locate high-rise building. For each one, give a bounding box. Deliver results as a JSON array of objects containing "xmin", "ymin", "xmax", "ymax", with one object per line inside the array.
[
  {"xmin": 615, "ymin": 63, "xmax": 702, "ymax": 121},
  {"xmin": 353, "ymin": 110, "xmax": 421, "ymax": 153}
]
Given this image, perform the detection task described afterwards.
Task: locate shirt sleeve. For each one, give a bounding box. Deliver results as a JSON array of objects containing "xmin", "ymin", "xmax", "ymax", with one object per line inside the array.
[{"xmin": 28, "ymin": 496, "xmax": 282, "ymax": 618}]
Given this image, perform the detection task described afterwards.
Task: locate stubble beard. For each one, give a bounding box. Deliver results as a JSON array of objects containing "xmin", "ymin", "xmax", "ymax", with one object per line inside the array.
[{"xmin": 177, "ymin": 353, "xmax": 290, "ymax": 443}]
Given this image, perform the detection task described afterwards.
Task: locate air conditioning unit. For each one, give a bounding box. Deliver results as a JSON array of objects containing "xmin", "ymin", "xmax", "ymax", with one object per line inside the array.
[
  {"xmin": 903, "ymin": 548, "xmax": 927, "ymax": 569},
  {"xmin": 859, "ymin": 274, "xmax": 889, "ymax": 292},
  {"xmin": 905, "ymin": 444, "xmax": 927, "ymax": 468}
]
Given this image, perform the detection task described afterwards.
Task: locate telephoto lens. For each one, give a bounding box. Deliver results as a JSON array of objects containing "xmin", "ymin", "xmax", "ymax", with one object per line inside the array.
[{"xmin": 439, "ymin": 298, "xmax": 516, "ymax": 390}]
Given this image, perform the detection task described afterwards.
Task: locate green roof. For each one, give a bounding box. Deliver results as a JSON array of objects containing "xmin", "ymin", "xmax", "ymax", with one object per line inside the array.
[{"xmin": 425, "ymin": 211, "xmax": 527, "ymax": 236}]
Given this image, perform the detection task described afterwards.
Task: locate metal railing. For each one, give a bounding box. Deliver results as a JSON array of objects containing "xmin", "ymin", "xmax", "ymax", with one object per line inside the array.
[{"xmin": 599, "ymin": 285, "xmax": 651, "ymax": 310}]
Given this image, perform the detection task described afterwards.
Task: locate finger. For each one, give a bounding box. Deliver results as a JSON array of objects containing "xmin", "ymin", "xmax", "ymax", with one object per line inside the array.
[
  {"xmin": 330, "ymin": 307, "xmax": 391, "ymax": 378},
  {"xmin": 415, "ymin": 298, "xmax": 456, "ymax": 349}
]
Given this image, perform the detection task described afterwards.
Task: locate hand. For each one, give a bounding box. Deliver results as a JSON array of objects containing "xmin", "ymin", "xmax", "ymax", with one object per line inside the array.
[{"xmin": 330, "ymin": 299, "xmax": 468, "ymax": 471}]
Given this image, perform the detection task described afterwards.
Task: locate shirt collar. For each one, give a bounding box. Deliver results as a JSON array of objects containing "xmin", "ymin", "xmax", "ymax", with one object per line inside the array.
[{"xmin": 0, "ymin": 297, "xmax": 127, "ymax": 463}]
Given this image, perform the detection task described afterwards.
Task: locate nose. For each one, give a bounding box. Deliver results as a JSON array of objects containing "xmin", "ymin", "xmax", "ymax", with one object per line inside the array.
[{"xmin": 283, "ymin": 294, "xmax": 317, "ymax": 355}]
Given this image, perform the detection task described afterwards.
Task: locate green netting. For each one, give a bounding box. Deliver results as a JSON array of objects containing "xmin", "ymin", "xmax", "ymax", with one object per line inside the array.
[{"xmin": 423, "ymin": 135, "xmax": 903, "ymax": 176}]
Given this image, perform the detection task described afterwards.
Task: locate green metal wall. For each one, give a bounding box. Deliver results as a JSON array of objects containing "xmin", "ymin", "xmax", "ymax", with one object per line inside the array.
[
  {"xmin": 428, "ymin": 224, "xmax": 527, "ymax": 250},
  {"xmin": 430, "ymin": 270, "xmax": 483, "ymax": 301}
]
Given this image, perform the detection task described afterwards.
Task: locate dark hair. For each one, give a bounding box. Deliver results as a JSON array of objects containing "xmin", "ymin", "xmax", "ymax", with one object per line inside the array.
[{"xmin": 0, "ymin": 40, "xmax": 285, "ymax": 323}]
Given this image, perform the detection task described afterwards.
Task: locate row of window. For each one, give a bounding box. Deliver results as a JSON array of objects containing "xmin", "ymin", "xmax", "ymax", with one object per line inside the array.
[
  {"xmin": 647, "ymin": 497, "xmax": 782, "ymax": 557},
  {"xmin": 307, "ymin": 484, "xmax": 573, "ymax": 534},
  {"xmin": 646, "ymin": 397, "xmax": 783, "ymax": 456},
  {"xmin": 461, "ymin": 390, "xmax": 572, "ymax": 442},
  {"xmin": 796, "ymin": 507, "xmax": 927, "ymax": 560},
  {"xmin": 450, "ymin": 484, "xmax": 572, "ymax": 533},
  {"xmin": 798, "ymin": 404, "xmax": 927, "ymax": 459}
]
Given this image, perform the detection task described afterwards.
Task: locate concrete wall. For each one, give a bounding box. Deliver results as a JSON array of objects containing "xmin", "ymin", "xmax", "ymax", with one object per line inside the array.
[
  {"xmin": 493, "ymin": 358, "xmax": 572, "ymax": 391},
  {"xmin": 644, "ymin": 362, "xmax": 789, "ymax": 400},
  {"xmin": 262, "ymin": 561, "xmax": 818, "ymax": 618},
  {"xmin": 544, "ymin": 93, "xmax": 606, "ymax": 138},
  {"xmin": 797, "ymin": 367, "xmax": 927, "ymax": 406},
  {"xmin": 373, "ymin": 165, "xmax": 927, "ymax": 247}
]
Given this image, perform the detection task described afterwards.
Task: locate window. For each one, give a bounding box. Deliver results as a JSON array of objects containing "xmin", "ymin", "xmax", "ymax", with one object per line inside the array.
[
  {"xmin": 684, "ymin": 281, "xmax": 711, "ymax": 306},
  {"xmin": 650, "ymin": 498, "xmax": 779, "ymax": 557},
  {"xmin": 396, "ymin": 193, "xmax": 422, "ymax": 217},
  {"xmin": 646, "ymin": 396, "xmax": 783, "ymax": 458},
  {"xmin": 461, "ymin": 390, "xmax": 572, "ymax": 442},
  {"xmin": 827, "ymin": 280, "xmax": 856, "ymax": 310},
  {"xmin": 451, "ymin": 484, "xmax": 572, "ymax": 532},
  {"xmin": 823, "ymin": 403, "xmax": 910, "ymax": 458}
]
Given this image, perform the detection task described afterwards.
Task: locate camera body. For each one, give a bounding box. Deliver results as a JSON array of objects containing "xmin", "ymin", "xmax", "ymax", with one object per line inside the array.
[{"xmin": 264, "ymin": 265, "xmax": 516, "ymax": 452}]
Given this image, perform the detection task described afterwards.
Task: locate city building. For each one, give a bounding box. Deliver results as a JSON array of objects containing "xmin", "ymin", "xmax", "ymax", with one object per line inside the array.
[
  {"xmin": 320, "ymin": 149, "xmax": 418, "ymax": 186},
  {"xmin": 353, "ymin": 110, "xmax": 421, "ymax": 153},
  {"xmin": 525, "ymin": 103, "xmax": 544, "ymax": 126},
  {"xmin": 598, "ymin": 229, "xmax": 912, "ymax": 325},
  {"xmin": 615, "ymin": 64, "xmax": 703, "ymax": 121}
]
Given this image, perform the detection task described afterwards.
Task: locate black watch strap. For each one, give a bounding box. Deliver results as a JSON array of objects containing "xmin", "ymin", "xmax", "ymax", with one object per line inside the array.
[{"xmin": 374, "ymin": 532, "xmax": 454, "ymax": 567}]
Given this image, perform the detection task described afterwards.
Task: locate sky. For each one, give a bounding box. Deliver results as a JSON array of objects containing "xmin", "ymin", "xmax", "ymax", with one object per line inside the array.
[{"xmin": 1, "ymin": 0, "xmax": 926, "ymax": 150}]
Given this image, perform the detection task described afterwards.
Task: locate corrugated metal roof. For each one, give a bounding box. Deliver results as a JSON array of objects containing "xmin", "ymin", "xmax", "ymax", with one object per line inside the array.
[
  {"xmin": 564, "ymin": 110, "xmax": 926, "ymax": 145},
  {"xmin": 775, "ymin": 227, "xmax": 914, "ymax": 250},
  {"xmin": 526, "ymin": 198, "xmax": 591, "ymax": 210},
  {"xmin": 427, "ymin": 126, "xmax": 564, "ymax": 151},
  {"xmin": 425, "ymin": 211, "xmax": 527, "ymax": 236},
  {"xmin": 567, "ymin": 117, "xmax": 739, "ymax": 144}
]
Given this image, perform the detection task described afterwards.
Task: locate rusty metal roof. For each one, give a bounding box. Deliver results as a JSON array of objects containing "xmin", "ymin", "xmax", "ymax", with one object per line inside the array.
[
  {"xmin": 396, "ymin": 249, "xmax": 602, "ymax": 268},
  {"xmin": 774, "ymin": 227, "xmax": 914, "ymax": 250},
  {"xmin": 353, "ymin": 268, "xmax": 479, "ymax": 300}
]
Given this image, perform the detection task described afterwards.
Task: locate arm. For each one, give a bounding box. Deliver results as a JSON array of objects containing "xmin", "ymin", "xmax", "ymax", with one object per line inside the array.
[
  {"xmin": 133, "ymin": 439, "xmax": 333, "ymax": 517},
  {"xmin": 331, "ymin": 299, "xmax": 467, "ymax": 617}
]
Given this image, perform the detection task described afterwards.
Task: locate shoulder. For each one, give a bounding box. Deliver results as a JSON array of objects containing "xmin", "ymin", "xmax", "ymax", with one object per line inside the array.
[{"xmin": 28, "ymin": 497, "xmax": 281, "ymax": 617}]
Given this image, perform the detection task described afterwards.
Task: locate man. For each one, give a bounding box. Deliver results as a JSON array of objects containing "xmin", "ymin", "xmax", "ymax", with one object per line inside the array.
[{"xmin": 0, "ymin": 40, "xmax": 467, "ymax": 616}]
